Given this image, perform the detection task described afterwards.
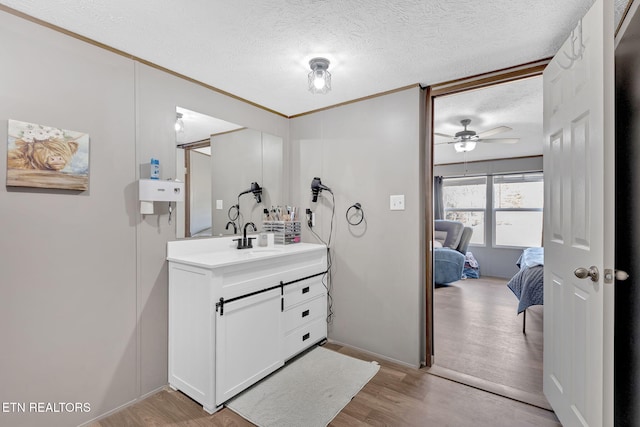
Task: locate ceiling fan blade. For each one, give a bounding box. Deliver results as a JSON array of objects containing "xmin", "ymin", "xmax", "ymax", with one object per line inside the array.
[
  {"xmin": 434, "ymin": 132, "xmax": 454, "ymax": 138},
  {"xmin": 477, "ymin": 138, "xmax": 520, "ymax": 144},
  {"xmin": 477, "ymin": 126, "xmax": 512, "ymax": 138},
  {"xmin": 434, "ymin": 140, "xmax": 457, "ymax": 145}
]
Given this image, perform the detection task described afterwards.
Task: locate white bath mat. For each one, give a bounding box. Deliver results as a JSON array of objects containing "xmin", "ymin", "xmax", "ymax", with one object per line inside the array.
[{"xmin": 226, "ymin": 346, "xmax": 379, "ymax": 427}]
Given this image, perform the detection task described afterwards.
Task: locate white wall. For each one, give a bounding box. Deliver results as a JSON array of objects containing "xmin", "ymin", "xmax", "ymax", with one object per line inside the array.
[
  {"xmin": 0, "ymin": 9, "xmax": 288, "ymax": 427},
  {"xmin": 434, "ymin": 156, "xmax": 543, "ymax": 278},
  {"xmin": 0, "ymin": 11, "xmax": 138, "ymax": 427},
  {"xmin": 289, "ymin": 87, "xmax": 426, "ymax": 367}
]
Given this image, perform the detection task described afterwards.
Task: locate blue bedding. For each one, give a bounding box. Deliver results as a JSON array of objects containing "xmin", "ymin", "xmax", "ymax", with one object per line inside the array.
[
  {"xmin": 517, "ymin": 247, "xmax": 543, "ymax": 269},
  {"xmin": 507, "ymin": 248, "xmax": 544, "ymax": 313}
]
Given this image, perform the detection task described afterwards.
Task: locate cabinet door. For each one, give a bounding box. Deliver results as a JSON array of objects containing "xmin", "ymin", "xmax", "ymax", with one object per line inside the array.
[{"xmin": 215, "ymin": 288, "xmax": 283, "ymax": 405}]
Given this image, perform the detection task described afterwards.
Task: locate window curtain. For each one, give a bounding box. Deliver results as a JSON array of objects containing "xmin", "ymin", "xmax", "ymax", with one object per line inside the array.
[{"xmin": 434, "ymin": 176, "xmax": 444, "ymax": 220}]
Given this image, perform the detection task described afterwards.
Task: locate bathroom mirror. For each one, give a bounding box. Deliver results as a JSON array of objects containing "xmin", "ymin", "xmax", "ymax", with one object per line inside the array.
[{"xmin": 175, "ymin": 107, "xmax": 283, "ymax": 238}]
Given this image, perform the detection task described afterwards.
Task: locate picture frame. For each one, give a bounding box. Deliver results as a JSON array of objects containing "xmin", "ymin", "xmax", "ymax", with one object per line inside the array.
[{"xmin": 6, "ymin": 119, "xmax": 89, "ymax": 191}]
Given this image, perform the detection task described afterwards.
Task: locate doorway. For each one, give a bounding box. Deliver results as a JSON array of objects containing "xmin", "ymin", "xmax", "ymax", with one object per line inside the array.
[
  {"xmin": 426, "ymin": 61, "xmax": 550, "ymax": 409},
  {"xmin": 178, "ymin": 140, "xmax": 213, "ymax": 238}
]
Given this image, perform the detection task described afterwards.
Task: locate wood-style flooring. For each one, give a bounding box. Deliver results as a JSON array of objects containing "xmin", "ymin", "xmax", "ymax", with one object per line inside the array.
[
  {"xmin": 91, "ymin": 342, "xmax": 559, "ymax": 426},
  {"xmin": 433, "ymin": 276, "xmax": 547, "ymax": 408}
]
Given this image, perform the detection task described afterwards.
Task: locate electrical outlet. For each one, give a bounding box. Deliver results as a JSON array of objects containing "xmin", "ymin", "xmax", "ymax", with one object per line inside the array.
[
  {"xmin": 216, "ymin": 200, "xmax": 223, "ymax": 210},
  {"xmin": 390, "ymin": 195, "xmax": 405, "ymax": 211},
  {"xmin": 306, "ymin": 208, "xmax": 313, "ymax": 227}
]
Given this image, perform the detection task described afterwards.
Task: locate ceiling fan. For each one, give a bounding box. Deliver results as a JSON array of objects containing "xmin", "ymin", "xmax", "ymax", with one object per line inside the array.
[{"xmin": 435, "ymin": 119, "xmax": 519, "ymax": 152}]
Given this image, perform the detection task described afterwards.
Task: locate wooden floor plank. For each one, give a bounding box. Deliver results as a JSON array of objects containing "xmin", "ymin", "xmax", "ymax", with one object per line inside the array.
[
  {"xmin": 433, "ymin": 275, "xmax": 547, "ymax": 407},
  {"xmin": 92, "ymin": 343, "xmax": 559, "ymax": 426}
]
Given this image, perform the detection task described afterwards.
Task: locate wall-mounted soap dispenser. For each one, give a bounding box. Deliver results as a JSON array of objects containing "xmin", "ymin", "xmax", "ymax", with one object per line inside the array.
[{"xmin": 139, "ymin": 179, "xmax": 184, "ymax": 214}]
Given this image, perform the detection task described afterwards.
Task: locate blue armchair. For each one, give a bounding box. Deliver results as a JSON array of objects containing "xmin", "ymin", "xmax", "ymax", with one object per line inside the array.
[{"xmin": 434, "ymin": 220, "xmax": 473, "ymax": 285}]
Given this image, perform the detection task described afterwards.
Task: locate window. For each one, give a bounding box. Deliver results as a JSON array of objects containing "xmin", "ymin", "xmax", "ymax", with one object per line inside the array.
[
  {"xmin": 493, "ymin": 173, "xmax": 544, "ymax": 247},
  {"xmin": 441, "ymin": 172, "xmax": 544, "ymax": 249},
  {"xmin": 442, "ymin": 176, "xmax": 487, "ymax": 245}
]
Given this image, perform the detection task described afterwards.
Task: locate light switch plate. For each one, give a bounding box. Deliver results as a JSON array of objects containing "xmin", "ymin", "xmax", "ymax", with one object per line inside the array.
[
  {"xmin": 216, "ymin": 200, "xmax": 223, "ymax": 210},
  {"xmin": 390, "ymin": 195, "xmax": 405, "ymax": 211}
]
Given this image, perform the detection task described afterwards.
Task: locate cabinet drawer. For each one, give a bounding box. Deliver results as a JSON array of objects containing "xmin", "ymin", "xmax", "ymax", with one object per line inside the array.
[
  {"xmin": 283, "ymin": 276, "xmax": 325, "ymax": 309},
  {"xmin": 283, "ymin": 294, "xmax": 326, "ymax": 333},
  {"xmin": 283, "ymin": 317, "xmax": 327, "ymax": 361}
]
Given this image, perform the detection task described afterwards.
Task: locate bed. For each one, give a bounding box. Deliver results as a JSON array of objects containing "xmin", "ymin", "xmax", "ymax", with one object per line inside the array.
[{"xmin": 507, "ymin": 247, "xmax": 544, "ymax": 332}]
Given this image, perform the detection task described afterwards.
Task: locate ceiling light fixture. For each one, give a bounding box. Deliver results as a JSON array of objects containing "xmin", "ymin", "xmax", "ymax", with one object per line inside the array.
[
  {"xmin": 308, "ymin": 57, "xmax": 331, "ymax": 94},
  {"xmin": 454, "ymin": 141, "xmax": 476, "ymax": 153},
  {"xmin": 175, "ymin": 112, "xmax": 184, "ymax": 133}
]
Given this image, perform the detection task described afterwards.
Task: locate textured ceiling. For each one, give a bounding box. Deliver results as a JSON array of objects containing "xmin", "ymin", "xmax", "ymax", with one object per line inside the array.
[
  {"xmin": 434, "ymin": 76, "xmax": 543, "ymax": 165},
  {"xmin": 2, "ymin": 0, "xmax": 630, "ymax": 117}
]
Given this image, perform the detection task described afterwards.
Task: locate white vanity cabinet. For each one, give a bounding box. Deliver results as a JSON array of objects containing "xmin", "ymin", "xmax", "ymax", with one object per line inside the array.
[
  {"xmin": 167, "ymin": 238, "xmax": 327, "ymax": 414},
  {"xmin": 215, "ymin": 287, "xmax": 282, "ymax": 404}
]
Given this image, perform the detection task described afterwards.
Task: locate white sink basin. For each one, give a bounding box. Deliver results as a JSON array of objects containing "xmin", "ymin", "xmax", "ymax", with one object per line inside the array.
[
  {"xmin": 245, "ymin": 248, "xmax": 283, "ymax": 255},
  {"xmin": 167, "ymin": 237, "xmax": 325, "ymax": 269}
]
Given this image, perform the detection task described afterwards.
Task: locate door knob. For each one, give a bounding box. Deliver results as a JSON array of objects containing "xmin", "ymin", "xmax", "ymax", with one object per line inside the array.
[
  {"xmin": 615, "ymin": 270, "xmax": 630, "ymax": 281},
  {"xmin": 574, "ymin": 266, "xmax": 599, "ymax": 282}
]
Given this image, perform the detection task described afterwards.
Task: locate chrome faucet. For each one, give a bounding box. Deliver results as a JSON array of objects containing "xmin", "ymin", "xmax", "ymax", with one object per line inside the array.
[
  {"xmin": 243, "ymin": 222, "xmax": 257, "ymax": 247},
  {"xmin": 225, "ymin": 221, "xmax": 238, "ymax": 234},
  {"xmin": 244, "ymin": 222, "xmax": 256, "ymax": 239},
  {"xmin": 234, "ymin": 222, "xmax": 257, "ymax": 249}
]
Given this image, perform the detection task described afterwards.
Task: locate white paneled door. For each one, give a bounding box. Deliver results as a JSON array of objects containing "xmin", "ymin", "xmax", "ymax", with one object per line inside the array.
[{"xmin": 542, "ymin": 0, "xmax": 615, "ymax": 425}]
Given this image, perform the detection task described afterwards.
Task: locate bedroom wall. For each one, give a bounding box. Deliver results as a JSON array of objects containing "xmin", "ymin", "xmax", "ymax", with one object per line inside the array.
[
  {"xmin": 0, "ymin": 9, "xmax": 288, "ymax": 427},
  {"xmin": 289, "ymin": 87, "xmax": 426, "ymax": 367},
  {"xmin": 434, "ymin": 156, "xmax": 543, "ymax": 279}
]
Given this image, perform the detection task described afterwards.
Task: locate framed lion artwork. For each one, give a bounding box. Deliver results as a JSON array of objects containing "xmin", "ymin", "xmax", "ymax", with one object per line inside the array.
[{"xmin": 6, "ymin": 119, "xmax": 90, "ymax": 191}]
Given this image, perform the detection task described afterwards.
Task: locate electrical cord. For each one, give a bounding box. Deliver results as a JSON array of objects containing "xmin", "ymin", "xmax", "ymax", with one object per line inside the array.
[{"xmin": 308, "ymin": 190, "xmax": 335, "ymax": 323}]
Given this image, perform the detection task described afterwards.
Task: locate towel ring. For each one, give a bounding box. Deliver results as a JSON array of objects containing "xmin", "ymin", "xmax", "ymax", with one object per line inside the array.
[
  {"xmin": 228, "ymin": 204, "xmax": 239, "ymax": 221},
  {"xmin": 346, "ymin": 203, "xmax": 364, "ymax": 226}
]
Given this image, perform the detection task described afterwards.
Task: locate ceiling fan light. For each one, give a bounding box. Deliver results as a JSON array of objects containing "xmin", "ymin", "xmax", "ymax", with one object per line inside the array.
[
  {"xmin": 308, "ymin": 58, "xmax": 331, "ymax": 94},
  {"xmin": 454, "ymin": 140, "xmax": 476, "ymax": 152}
]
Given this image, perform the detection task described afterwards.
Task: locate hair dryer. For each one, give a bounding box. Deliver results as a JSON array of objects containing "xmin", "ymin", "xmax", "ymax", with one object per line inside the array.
[
  {"xmin": 311, "ymin": 177, "xmax": 331, "ymax": 202},
  {"xmin": 238, "ymin": 182, "xmax": 262, "ymax": 203}
]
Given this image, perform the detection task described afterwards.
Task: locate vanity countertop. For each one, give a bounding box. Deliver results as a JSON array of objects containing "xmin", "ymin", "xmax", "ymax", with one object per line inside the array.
[{"xmin": 167, "ymin": 237, "xmax": 326, "ymax": 269}]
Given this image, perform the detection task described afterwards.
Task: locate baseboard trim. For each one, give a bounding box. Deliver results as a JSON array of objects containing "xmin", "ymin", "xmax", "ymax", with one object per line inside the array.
[
  {"xmin": 427, "ymin": 365, "xmax": 553, "ymax": 412},
  {"xmin": 325, "ymin": 338, "xmax": 421, "ymax": 369},
  {"xmin": 77, "ymin": 385, "xmax": 167, "ymax": 427}
]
